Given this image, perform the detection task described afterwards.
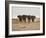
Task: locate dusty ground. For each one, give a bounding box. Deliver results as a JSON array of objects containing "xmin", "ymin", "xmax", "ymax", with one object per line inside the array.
[{"xmin": 12, "ymin": 19, "xmax": 40, "ymax": 31}]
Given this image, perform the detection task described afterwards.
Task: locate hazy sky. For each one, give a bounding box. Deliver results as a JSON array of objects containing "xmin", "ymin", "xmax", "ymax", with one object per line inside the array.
[{"xmin": 12, "ymin": 6, "xmax": 40, "ymax": 18}]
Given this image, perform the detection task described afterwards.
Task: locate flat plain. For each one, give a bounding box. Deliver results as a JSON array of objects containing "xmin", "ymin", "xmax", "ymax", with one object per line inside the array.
[{"xmin": 12, "ymin": 18, "xmax": 40, "ymax": 31}]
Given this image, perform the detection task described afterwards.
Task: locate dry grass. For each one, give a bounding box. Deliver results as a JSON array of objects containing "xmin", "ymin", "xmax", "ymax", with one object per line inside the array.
[{"xmin": 12, "ymin": 19, "xmax": 40, "ymax": 31}]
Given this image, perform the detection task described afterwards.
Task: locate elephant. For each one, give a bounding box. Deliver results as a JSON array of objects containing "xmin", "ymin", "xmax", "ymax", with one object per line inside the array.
[
  {"xmin": 31, "ymin": 16, "xmax": 36, "ymax": 22},
  {"xmin": 27, "ymin": 15, "xmax": 32, "ymax": 22},
  {"xmin": 17, "ymin": 15, "xmax": 22, "ymax": 22},
  {"xmin": 27, "ymin": 15, "xmax": 36, "ymax": 22},
  {"xmin": 22, "ymin": 15, "xmax": 27, "ymax": 22},
  {"xmin": 17, "ymin": 15, "xmax": 36, "ymax": 22}
]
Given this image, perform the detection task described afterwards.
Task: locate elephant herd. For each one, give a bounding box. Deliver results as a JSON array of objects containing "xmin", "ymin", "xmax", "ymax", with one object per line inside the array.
[{"xmin": 17, "ymin": 15, "xmax": 36, "ymax": 22}]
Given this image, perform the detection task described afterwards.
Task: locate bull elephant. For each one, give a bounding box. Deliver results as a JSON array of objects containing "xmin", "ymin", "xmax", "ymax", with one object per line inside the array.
[
  {"xmin": 31, "ymin": 16, "xmax": 36, "ymax": 22},
  {"xmin": 22, "ymin": 15, "xmax": 27, "ymax": 22},
  {"xmin": 27, "ymin": 15, "xmax": 36, "ymax": 22},
  {"xmin": 17, "ymin": 15, "xmax": 22, "ymax": 22},
  {"xmin": 27, "ymin": 15, "xmax": 32, "ymax": 22}
]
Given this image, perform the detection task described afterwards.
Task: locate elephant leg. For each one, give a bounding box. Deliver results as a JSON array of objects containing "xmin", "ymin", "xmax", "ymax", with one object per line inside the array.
[
  {"xmin": 28, "ymin": 19, "xmax": 30, "ymax": 22},
  {"xmin": 25, "ymin": 19, "xmax": 26, "ymax": 22},
  {"xmin": 23, "ymin": 18, "xmax": 26, "ymax": 22},
  {"xmin": 24, "ymin": 19, "xmax": 26, "ymax": 22},
  {"xmin": 32, "ymin": 19, "xmax": 34, "ymax": 22},
  {"xmin": 19, "ymin": 18, "xmax": 22, "ymax": 22}
]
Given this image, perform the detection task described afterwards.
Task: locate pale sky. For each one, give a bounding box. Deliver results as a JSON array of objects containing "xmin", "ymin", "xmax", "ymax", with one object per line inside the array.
[{"xmin": 12, "ymin": 6, "xmax": 40, "ymax": 18}]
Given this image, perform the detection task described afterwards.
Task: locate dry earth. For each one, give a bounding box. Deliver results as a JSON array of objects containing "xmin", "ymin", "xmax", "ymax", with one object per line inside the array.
[{"xmin": 12, "ymin": 19, "xmax": 40, "ymax": 31}]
